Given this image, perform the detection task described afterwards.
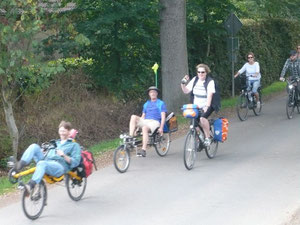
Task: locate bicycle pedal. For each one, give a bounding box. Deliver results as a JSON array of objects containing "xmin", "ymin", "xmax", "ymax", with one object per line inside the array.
[{"xmin": 18, "ymin": 185, "xmax": 24, "ymax": 190}]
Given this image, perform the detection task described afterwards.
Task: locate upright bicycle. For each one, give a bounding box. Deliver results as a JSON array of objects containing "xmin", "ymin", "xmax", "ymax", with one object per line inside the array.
[
  {"xmin": 7, "ymin": 140, "xmax": 87, "ymax": 220},
  {"xmin": 236, "ymin": 77, "xmax": 262, "ymax": 121},
  {"xmin": 284, "ymin": 77, "xmax": 300, "ymax": 119},
  {"xmin": 182, "ymin": 105, "xmax": 219, "ymax": 170}
]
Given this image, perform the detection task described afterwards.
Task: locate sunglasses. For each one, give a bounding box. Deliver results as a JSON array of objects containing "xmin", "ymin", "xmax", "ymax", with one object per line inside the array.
[{"xmin": 197, "ymin": 71, "xmax": 206, "ymax": 74}]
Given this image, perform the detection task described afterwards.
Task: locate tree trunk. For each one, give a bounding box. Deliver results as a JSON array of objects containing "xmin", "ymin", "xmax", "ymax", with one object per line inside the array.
[
  {"xmin": 160, "ymin": 0, "xmax": 188, "ymax": 112},
  {"xmin": 1, "ymin": 87, "xmax": 19, "ymax": 159}
]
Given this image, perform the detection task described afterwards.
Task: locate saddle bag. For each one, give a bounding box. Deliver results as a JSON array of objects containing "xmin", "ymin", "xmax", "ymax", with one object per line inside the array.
[
  {"xmin": 164, "ymin": 112, "xmax": 178, "ymax": 133},
  {"xmin": 213, "ymin": 118, "xmax": 229, "ymax": 142},
  {"xmin": 80, "ymin": 150, "xmax": 97, "ymax": 177}
]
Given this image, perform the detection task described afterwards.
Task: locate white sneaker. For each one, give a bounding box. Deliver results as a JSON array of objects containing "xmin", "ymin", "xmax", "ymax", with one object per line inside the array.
[
  {"xmin": 204, "ymin": 138, "xmax": 211, "ymax": 147},
  {"xmin": 256, "ymin": 101, "xmax": 261, "ymax": 108}
]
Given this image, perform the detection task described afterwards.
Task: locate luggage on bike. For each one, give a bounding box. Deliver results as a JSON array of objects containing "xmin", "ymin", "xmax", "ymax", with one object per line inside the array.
[
  {"xmin": 213, "ymin": 118, "xmax": 229, "ymax": 142},
  {"xmin": 164, "ymin": 112, "xmax": 178, "ymax": 132},
  {"xmin": 182, "ymin": 104, "xmax": 199, "ymax": 118},
  {"xmin": 81, "ymin": 150, "xmax": 97, "ymax": 177}
]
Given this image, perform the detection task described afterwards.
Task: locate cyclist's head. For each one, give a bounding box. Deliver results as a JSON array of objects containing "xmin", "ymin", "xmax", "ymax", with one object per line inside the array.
[
  {"xmin": 58, "ymin": 121, "xmax": 72, "ymax": 131},
  {"xmin": 290, "ymin": 50, "xmax": 297, "ymax": 60},
  {"xmin": 246, "ymin": 52, "xmax": 255, "ymax": 61},
  {"xmin": 147, "ymin": 86, "xmax": 159, "ymax": 99},
  {"xmin": 195, "ymin": 64, "xmax": 211, "ymax": 74}
]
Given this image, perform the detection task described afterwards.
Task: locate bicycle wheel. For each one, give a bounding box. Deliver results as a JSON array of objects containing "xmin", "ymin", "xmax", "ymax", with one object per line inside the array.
[
  {"xmin": 154, "ymin": 132, "xmax": 171, "ymax": 157},
  {"xmin": 113, "ymin": 145, "xmax": 130, "ymax": 173},
  {"xmin": 253, "ymin": 91, "xmax": 262, "ymax": 116},
  {"xmin": 22, "ymin": 180, "xmax": 47, "ymax": 220},
  {"xmin": 183, "ymin": 130, "xmax": 197, "ymax": 170},
  {"xmin": 236, "ymin": 93, "xmax": 249, "ymax": 121},
  {"xmin": 66, "ymin": 174, "xmax": 87, "ymax": 201},
  {"xmin": 286, "ymin": 93, "xmax": 295, "ymax": 119},
  {"xmin": 205, "ymin": 124, "xmax": 219, "ymax": 159}
]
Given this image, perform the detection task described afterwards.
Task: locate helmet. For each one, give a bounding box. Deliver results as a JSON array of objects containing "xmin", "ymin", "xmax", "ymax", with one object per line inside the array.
[{"xmin": 147, "ymin": 86, "xmax": 160, "ymax": 94}]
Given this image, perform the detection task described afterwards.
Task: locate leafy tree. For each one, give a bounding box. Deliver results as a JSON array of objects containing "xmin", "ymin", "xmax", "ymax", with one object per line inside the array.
[
  {"xmin": 45, "ymin": 0, "xmax": 161, "ymax": 100},
  {"xmin": 0, "ymin": 0, "xmax": 67, "ymax": 157}
]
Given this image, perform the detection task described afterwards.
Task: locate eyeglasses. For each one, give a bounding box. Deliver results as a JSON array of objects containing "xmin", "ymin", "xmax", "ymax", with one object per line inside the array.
[{"xmin": 197, "ymin": 71, "xmax": 206, "ymax": 74}]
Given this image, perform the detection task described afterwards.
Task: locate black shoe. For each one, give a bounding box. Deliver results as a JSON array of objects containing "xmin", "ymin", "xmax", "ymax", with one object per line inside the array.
[
  {"xmin": 13, "ymin": 160, "xmax": 27, "ymax": 173},
  {"xmin": 137, "ymin": 149, "xmax": 146, "ymax": 157},
  {"xmin": 24, "ymin": 180, "xmax": 36, "ymax": 196}
]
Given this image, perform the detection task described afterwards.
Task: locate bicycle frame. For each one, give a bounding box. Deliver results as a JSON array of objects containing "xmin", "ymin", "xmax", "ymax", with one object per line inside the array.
[{"xmin": 9, "ymin": 165, "xmax": 82, "ymax": 186}]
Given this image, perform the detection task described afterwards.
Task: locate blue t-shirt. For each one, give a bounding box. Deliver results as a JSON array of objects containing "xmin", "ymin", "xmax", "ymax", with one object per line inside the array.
[{"xmin": 143, "ymin": 99, "xmax": 167, "ymax": 122}]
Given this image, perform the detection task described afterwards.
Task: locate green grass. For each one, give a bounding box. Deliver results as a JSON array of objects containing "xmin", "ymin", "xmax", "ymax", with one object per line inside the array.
[
  {"xmin": 0, "ymin": 177, "xmax": 17, "ymax": 195},
  {"xmin": 89, "ymin": 138, "xmax": 120, "ymax": 155}
]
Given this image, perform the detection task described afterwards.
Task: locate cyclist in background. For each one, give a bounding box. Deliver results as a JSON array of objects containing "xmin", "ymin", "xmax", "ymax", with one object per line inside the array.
[
  {"xmin": 181, "ymin": 64, "xmax": 220, "ymax": 147},
  {"xmin": 128, "ymin": 86, "xmax": 167, "ymax": 157},
  {"xmin": 234, "ymin": 52, "xmax": 261, "ymax": 108},
  {"xmin": 279, "ymin": 50, "xmax": 300, "ymax": 99}
]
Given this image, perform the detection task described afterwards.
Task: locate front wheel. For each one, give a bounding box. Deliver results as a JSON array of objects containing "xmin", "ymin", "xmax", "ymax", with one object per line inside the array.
[
  {"xmin": 183, "ymin": 130, "xmax": 197, "ymax": 170},
  {"xmin": 236, "ymin": 93, "xmax": 249, "ymax": 121},
  {"xmin": 205, "ymin": 124, "xmax": 219, "ymax": 159},
  {"xmin": 66, "ymin": 174, "xmax": 87, "ymax": 201},
  {"xmin": 154, "ymin": 132, "xmax": 171, "ymax": 157},
  {"xmin": 22, "ymin": 180, "xmax": 47, "ymax": 220},
  {"xmin": 286, "ymin": 93, "xmax": 295, "ymax": 119},
  {"xmin": 113, "ymin": 145, "xmax": 130, "ymax": 173}
]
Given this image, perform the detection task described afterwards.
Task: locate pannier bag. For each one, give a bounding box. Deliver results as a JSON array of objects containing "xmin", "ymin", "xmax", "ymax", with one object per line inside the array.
[
  {"xmin": 164, "ymin": 112, "xmax": 178, "ymax": 132},
  {"xmin": 182, "ymin": 104, "xmax": 199, "ymax": 118},
  {"xmin": 213, "ymin": 118, "xmax": 229, "ymax": 142},
  {"xmin": 81, "ymin": 150, "xmax": 97, "ymax": 177}
]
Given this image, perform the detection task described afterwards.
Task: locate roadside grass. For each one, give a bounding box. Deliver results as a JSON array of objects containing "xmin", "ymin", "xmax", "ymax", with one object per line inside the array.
[{"xmin": 0, "ymin": 81, "xmax": 286, "ymax": 196}]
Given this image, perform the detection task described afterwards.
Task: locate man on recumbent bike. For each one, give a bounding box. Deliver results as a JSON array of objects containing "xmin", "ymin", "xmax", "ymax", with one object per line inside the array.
[{"xmin": 128, "ymin": 86, "xmax": 167, "ymax": 157}]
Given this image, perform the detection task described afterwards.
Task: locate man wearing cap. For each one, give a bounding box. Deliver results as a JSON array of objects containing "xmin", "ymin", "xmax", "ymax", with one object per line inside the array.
[
  {"xmin": 280, "ymin": 50, "xmax": 300, "ymax": 100},
  {"xmin": 128, "ymin": 86, "xmax": 167, "ymax": 157}
]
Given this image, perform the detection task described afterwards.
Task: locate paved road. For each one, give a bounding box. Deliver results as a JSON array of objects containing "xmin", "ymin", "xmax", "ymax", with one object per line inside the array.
[{"xmin": 1, "ymin": 94, "xmax": 300, "ymax": 225}]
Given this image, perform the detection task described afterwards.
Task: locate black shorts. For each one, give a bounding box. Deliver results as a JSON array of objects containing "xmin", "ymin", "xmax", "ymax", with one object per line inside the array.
[{"xmin": 200, "ymin": 106, "xmax": 214, "ymax": 119}]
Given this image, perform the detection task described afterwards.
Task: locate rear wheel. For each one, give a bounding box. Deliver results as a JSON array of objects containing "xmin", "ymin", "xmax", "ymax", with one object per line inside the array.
[
  {"xmin": 183, "ymin": 130, "xmax": 197, "ymax": 170},
  {"xmin": 236, "ymin": 93, "xmax": 249, "ymax": 121},
  {"xmin": 286, "ymin": 92, "xmax": 295, "ymax": 119},
  {"xmin": 253, "ymin": 90, "xmax": 262, "ymax": 116},
  {"xmin": 113, "ymin": 145, "xmax": 130, "ymax": 173},
  {"xmin": 205, "ymin": 124, "xmax": 219, "ymax": 159},
  {"xmin": 22, "ymin": 180, "xmax": 47, "ymax": 220},
  {"xmin": 154, "ymin": 132, "xmax": 171, "ymax": 157},
  {"xmin": 66, "ymin": 174, "xmax": 87, "ymax": 201}
]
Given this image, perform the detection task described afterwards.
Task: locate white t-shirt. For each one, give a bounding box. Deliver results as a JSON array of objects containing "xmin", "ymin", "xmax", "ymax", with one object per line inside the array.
[
  {"xmin": 186, "ymin": 77, "xmax": 216, "ymax": 108},
  {"xmin": 238, "ymin": 62, "xmax": 261, "ymax": 80}
]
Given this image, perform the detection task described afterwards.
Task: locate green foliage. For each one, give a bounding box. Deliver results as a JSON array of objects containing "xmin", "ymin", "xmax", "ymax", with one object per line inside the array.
[{"xmin": 43, "ymin": 0, "xmax": 161, "ymax": 100}]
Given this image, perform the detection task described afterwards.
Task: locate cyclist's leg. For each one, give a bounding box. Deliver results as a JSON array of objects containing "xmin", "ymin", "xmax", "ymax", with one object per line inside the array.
[
  {"xmin": 31, "ymin": 161, "xmax": 65, "ymax": 184},
  {"xmin": 141, "ymin": 119, "xmax": 160, "ymax": 150},
  {"xmin": 129, "ymin": 115, "xmax": 141, "ymax": 136},
  {"xmin": 200, "ymin": 107, "xmax": 214, "ymax": 138},
  {"xmin": 16, "ymin": 144, "xmax": 44, "ymax": 172},
  {"xmin": 252, "ymin": 80, "xmax": 260, "ymax": 102}
]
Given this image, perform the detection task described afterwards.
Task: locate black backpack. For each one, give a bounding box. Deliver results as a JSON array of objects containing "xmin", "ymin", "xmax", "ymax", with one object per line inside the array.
[{"xmin": 190, "ymin": 75, "xmax": 221, "ymax": 112}]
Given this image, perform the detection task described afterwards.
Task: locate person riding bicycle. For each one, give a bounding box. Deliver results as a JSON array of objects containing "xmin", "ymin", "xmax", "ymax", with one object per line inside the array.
[
  {"xmin": 279, "ymin": 50, "xmax": 300, "ymax": 100},
  {"xmin": 13, "ymin": 121, "xmax": 81, "ymax": 194},
  {"xmin": 234, "ymin": 52, "xmax": 261, "ymax": 108},
  {"xmin": 181, "ymin": 64, "xmax": 220, "ymax": 147},
  {"xmin": 129, "ymin": 86, "xmax": 167, "ymax": 157}
]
